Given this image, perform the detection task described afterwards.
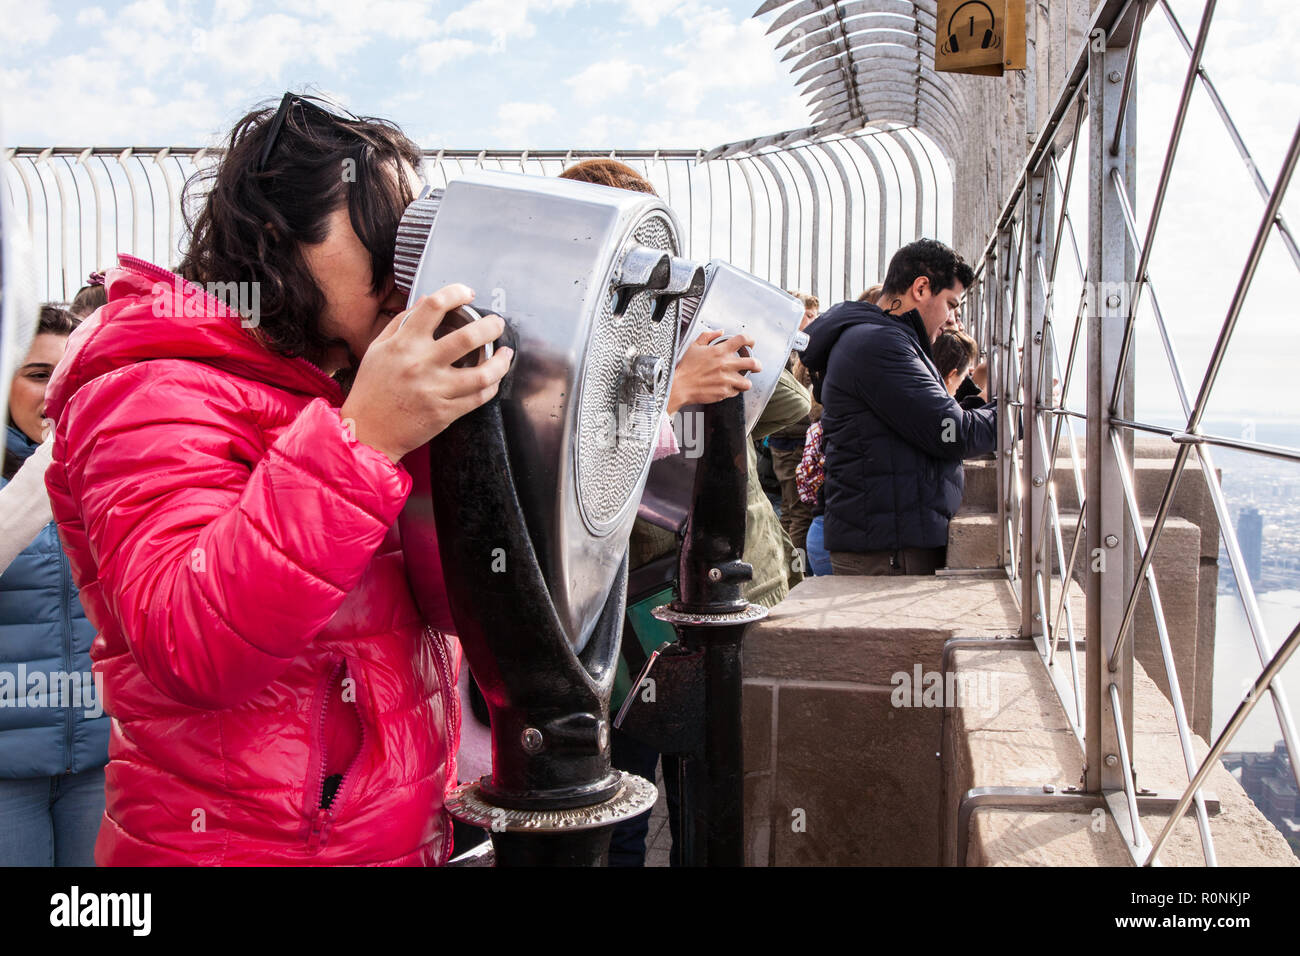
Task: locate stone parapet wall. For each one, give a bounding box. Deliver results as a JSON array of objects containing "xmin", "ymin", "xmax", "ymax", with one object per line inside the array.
[
  {"xmin": 742, "ymin": 575, "xmax": 1018, "ymax": 865},
  {"xmin": 741, "ymin": 573, "xmax": 1294, "ymax": 865},
  {"xmin": 945, "ymin": 644, "xmax": 1296, "ymax": 866}
]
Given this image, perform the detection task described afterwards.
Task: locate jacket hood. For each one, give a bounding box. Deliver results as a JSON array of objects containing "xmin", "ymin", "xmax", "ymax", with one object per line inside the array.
[
  {"xmin": 800, "ymin": 300, "xmax": 932, "ymax": 375},
  {"xmin": 45, "ymin": 254, "xmax": 342, "ymax": 422}
]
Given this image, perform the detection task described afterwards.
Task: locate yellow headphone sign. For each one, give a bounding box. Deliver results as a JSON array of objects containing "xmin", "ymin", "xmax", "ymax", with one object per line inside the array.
[{"xmin": 935, "ymin": 0, "xmax": 1027, "ymax": 76}]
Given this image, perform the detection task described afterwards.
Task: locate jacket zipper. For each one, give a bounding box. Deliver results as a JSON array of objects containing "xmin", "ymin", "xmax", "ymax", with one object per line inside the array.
[
  {"xmin": 425, "ymin": 626, "xmax": 459, "ymax": 749},
  {"xmin": 424, "ymin": 625, "xmax": 459, "ymax": 864},
  {"xmin": 58, "ymin": 545, "xmax": 75, "ymax": 774},
  {"xmin": 294, "ymin": 354, "xmax": 345, "ymax": 398},
  {"xmin": 306, "ymin": 657, "xmax": 367, "ymax": 853}
]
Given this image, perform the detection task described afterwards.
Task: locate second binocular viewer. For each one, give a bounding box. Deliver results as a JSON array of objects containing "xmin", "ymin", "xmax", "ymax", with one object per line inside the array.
[{"xmin": 396, "ymin": 170, "xmax": 804, "ymax": 865}]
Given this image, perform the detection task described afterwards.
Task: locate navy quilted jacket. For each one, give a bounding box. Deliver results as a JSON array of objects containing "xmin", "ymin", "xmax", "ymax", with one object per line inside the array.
[
  {"xmin": 0, "ymin": 425, "xmax": 109, "ymax": 778},
  {"xmin": 801, "ymin": 301, "xmax": 997, "ymax": 553}
]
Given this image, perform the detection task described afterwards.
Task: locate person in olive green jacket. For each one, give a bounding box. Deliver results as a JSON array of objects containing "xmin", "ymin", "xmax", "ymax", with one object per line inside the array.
[
  {"xmin": 769, "ymin": 292, "xmax": 820, "ymax": 557},
  {"xmin": 628, "ymin": 361, "xmax": 810, "ymax": 608},
  {"xmin": 745, "ymin": 366, "xmax": 811, "ymax": 606}
]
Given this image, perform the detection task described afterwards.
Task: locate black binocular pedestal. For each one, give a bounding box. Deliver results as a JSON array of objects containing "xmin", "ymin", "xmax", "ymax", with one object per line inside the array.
[{"xmin": 402, "ymin": 399, "xmax": 655, "ymax": 867}]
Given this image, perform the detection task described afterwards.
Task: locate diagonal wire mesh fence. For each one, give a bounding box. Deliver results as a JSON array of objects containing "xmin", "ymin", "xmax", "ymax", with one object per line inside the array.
[{"xmin": 966, "ymin": 0, "xmax": 1300, "ymax": 865}]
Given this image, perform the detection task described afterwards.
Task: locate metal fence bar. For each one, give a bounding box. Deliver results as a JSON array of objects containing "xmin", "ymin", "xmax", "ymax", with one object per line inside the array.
[
  {"xmin": 842, "ymin": 135, "xmax": 891, "ymax": 279},
  {"xmin": 9, "ymin": 130, "xmax": 950, "ymax": 306},
  {"xmin": 994, "ymin": 230, "xmax": 1013, "ymax": 573},
  {"xmin": 753, "ymin": 152, "xmax": 793, "ymax": 290},
  {"xmin": 1156, "ymin": 0, "xmax": 1300, "ymax": 272},
  {"xmin": 1147, "ymin": 622, "xmax": 1300, "ymax": 864},
  {"xmin": 1108, "ymin": 0, "xmax": 1216, "ymax": 415},
  {"xmin": 812, "ymin": 142, "xmax": 854, "ymax": 300},
  {"xmin": 1039, "ymin": 287, "xmax": 1089, "ymax": 505},
  {"xmin": 1107, "ymin": 679, "xmax": 1150, "ymax": 859},
  {"xmin": 947, "ymin": 0, "xmax": 1296, "ymax": 864},
  {"xmin": 1109, "ymin": 0, "xmax": 1148, "ymax": 157},
  {"xmin": 1108, "ymin": 120, "xmax": 1300, "ymax": 673},
  {"xmin": 1085, "ymin": 23, "xmax": 1138, "ymax": 806},
  {"xmin": 785, "ymin": 146, "xmax": 822, "ymax": 298},
  {"xmin": 1110, "ymin": 429, "xmax": 1218, "ymax": 863},
  {"xmin": 1022, "ymin": 170, "xmax": 1053, "ymax": 638}
]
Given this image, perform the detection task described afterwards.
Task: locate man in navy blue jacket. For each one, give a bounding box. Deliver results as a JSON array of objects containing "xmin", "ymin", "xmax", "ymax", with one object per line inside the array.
[{"xmin": 801, "ymin": 239, "xmax": 997, "ymax": 575}]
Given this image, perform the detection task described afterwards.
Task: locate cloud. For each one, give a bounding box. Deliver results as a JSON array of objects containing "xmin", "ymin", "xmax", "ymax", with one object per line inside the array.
[
  {"xmin": 214, "ymin": 0, "xmax": 254, "ymax": 19},
  {"xmin": 1, "ymin": 51, "xmax": 223, "ymax": 145},
  {"xmin": 442, "ymin": 0, "xmax": 580, "ymax": 43},
  {"xmin": 202, "ymin": 13, "xmax": 375, "ymax": 78},
  {"xmin": 75, "ymin": 6, "xmax": 106, "ymax": 26},
  {"xmin": 620, "ymin": 0, "xmax": 688, "ymax": 28},
  {"xmin": 565, "ymin": 59, "xmax": 648, "ymax": 108},
  {"xmin": 413, "ymin": 128, "xmax": 450, "ymax": 150},
  {"xmin": 574, "ymin": 113, "xmax": 629, "ymax": 146},
  {"xmin": 637, "ymin": 97, "xmax": 808, "ymax": 148},
  {"xmin": 556, "ymin": 3, "xmax": 809, "ymax": 147},
  {"xmin": 2, "ymin": 0, "xmax": 623, "ymax": 146},
  {"xmin": 0, "ymin": 0, "xmax": 60, "ymax": 49},
  {"xmin": 647, "ymin": 4, "xmax": 795, "ymax": 113},
  {"xmin": 493, "ymin": 100, "xmax": 559, "ymax": 143},
  {"xmin": 400, "ymin": 37, "xmax": 486, "ymax": 75}
]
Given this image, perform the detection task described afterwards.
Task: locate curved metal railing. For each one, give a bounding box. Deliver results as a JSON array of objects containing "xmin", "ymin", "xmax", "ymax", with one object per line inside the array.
[{"xmin": 4, "ymin": 127, "xmax": 950, "ymax": 306}]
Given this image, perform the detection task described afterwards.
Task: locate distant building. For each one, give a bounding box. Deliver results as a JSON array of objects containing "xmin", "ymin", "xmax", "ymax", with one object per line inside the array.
[
  {"xmin": 1237, "ymin": 507, "xmax": 1263, "ymax": 586},
  {"xmin": 1226, "ymin": 742, "xmax": 1299, "ymax": 857}
]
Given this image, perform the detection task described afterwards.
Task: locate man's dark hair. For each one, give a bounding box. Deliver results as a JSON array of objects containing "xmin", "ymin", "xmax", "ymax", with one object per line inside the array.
[{"xmin": 880, "ymin": 238, "xmax": 974, "ymax": 300}]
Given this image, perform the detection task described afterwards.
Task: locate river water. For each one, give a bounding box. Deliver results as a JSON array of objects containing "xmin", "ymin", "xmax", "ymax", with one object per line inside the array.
[{"xmin": 1212, "ymin": 590, "xmax": 1300, "ymax": 752}]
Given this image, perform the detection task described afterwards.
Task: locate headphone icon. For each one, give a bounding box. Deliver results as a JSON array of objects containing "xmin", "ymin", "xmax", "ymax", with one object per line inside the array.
[{"xmin": 947, "ymin": 0, "xmax": 996, "ymax": 52}]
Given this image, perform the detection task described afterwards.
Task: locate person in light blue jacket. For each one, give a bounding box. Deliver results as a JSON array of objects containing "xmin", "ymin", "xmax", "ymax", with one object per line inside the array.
[{"xmin": 0, "ymin": 305, "xmax": 108, "ymax": 866}]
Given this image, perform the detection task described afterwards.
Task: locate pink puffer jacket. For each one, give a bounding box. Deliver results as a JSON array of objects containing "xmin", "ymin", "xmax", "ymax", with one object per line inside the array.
[{"xmin": 43, "ymin": 255, "xmax": 460, "ymax": 865}]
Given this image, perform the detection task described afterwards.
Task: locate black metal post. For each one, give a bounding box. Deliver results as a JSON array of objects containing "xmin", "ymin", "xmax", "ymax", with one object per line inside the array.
[{"xmin": 652, "ymin": 392, "xmax": 766, "ymax": 867}]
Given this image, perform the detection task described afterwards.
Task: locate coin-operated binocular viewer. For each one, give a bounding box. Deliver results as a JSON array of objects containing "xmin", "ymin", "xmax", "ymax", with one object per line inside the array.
[
  {"xmin": 396, "ymin": 170, "xmax": 704, "ymax": 865},
  {"xmin": 620, "ymin": 262, "xmax": 808, "ymax": 866}
]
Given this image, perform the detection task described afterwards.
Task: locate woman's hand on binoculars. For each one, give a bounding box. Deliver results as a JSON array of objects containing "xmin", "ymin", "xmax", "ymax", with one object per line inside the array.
[
  {"xmin": 340, "ymin": 284, "xmax": 514, "ymax": 463},
  {"xmin": 667, "ymin": 329, "xmax": 761, "ymax": 415}
]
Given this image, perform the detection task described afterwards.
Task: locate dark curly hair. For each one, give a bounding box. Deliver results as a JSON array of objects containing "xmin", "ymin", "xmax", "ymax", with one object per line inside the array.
[
  {"xmin": 178, "ymin": 96, "xmax": 422, "ymax": 367},
  {"xmin": 880, "ymin": 238, "xmax": 975, "ymax": 301}
]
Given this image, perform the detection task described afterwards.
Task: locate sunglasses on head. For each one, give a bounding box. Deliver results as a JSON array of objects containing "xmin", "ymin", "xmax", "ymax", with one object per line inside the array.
[{"xmin": 257, "ymin": 91, "xmax": 363, "ymax": 173}]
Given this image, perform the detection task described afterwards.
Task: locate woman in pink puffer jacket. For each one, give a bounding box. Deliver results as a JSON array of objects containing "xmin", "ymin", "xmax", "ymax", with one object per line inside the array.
[{"xmin": 42, "ymin": 95, "xmax": 513, "ymax": 865}]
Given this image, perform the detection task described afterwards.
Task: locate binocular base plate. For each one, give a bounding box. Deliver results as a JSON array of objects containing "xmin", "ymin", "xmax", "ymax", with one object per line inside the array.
[
  {"xmin": 651, "ymin": 603, "xmax": 769, "ymax": 627},
  {"xmin": 446, "ymin": 771, "xmax": 658, "ymax": 833}
]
